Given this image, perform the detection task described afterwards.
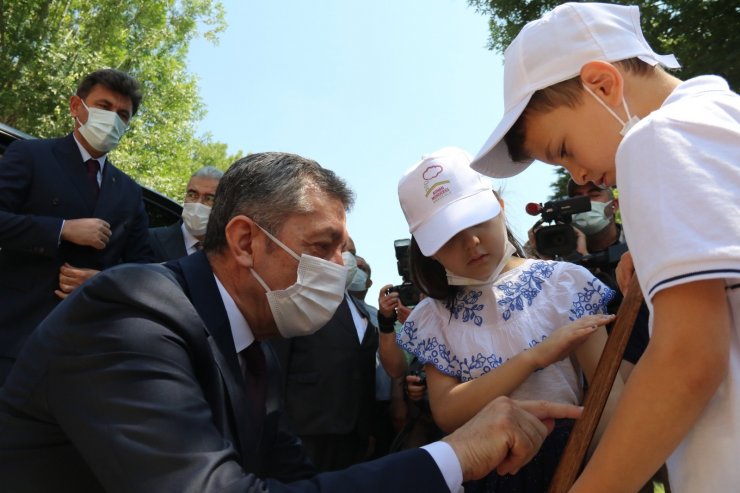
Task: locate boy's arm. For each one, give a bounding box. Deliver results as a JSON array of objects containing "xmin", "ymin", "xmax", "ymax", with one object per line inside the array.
[{"xmin": 570, "ymin": 279, "xmax": 730, "ymax": 492}]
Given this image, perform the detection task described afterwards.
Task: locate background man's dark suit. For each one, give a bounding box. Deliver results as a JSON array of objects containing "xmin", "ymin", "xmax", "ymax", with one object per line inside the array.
[
  {"xmin": 0, "ymin": 134, "xmax": 153, "ymax": 382},
  {"xmin": 149, "ymin": 220, "xmax": 188, "ymax": 262},
  {"xmin": 270, "ymin": 295, "xmax": 379, "ymax": 470},
  {"xmin": 0, "ymin": 252, "xmax": 449, "ymax": 493}
]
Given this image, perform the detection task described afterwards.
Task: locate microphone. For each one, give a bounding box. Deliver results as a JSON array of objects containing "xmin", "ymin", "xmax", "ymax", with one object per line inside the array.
[{"xmin": 525, "ymin": 202, "xmax": 542, "ymax": 216}]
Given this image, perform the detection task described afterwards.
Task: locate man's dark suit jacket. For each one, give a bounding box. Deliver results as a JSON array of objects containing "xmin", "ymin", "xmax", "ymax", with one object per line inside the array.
[
  {"xmin": 0, "ymin": 134, "xmax": 154, "ymax": 372},
  {"xmin": 270, "ymin": 296, "xmax": 378, "ymax": 440},
  {"xmin": 0, "ymin": 253, "xmax": 449, "ymax": 492},
  {"xmin": 149, "ymin": 220, "xmax": 188, "ymax": 262}
]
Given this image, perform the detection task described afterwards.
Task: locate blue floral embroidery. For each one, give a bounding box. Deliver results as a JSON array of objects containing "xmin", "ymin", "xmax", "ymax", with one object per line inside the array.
[
  {"xmin": 569, "ymin": 280, "xmax": 615, "ymax": 320},
  {"xmin": 398, "ymin": 319, "xmax": 505, "ymax": 382},
  {"xmin": 497, "ymin": 261, "xmax": 555, "ymax": 320},
  {"xmin": 448, "ymin": 289, "xmax": 484, "ymax": 326}
]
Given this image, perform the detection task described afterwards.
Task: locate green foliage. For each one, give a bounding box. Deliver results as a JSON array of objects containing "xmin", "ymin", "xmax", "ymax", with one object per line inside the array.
[
  {"xmin": 468, "ymin": 0, "xmax": 739, "ymax": 90},
  {"xmin": 0, "ymin": 0, "xmax": 236, "ymax": 198}
]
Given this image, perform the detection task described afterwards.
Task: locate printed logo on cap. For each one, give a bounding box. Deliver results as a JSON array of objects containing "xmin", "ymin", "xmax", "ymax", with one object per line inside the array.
[{"xmin": 422, "ymin": 165, "xmax": 450, "ymax": 203}]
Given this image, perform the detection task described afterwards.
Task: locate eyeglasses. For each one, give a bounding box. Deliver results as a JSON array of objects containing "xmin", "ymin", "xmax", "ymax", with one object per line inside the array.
[{"xmin": 185, "ymin": 190, "xmax": 216, "ymax": 207}]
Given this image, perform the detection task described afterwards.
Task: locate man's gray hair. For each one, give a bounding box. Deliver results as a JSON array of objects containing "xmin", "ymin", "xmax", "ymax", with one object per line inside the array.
[
  {"xmin": 203, "ymin": 152, "xmax": 354, "ymax": 253},
  {"xmin": 191, "ymin": 166, "xmax": 224, "ymax": 181}
]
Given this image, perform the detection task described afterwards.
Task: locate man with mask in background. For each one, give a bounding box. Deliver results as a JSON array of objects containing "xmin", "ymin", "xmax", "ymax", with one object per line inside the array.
[
  {"xmin": 0, "ymin": 68, "xmax": 154, "ymax": 386},
  {"xmin": 0, "ymin": 152, "xmax": 582, "ymax": 492},
  {"xmin": 149, "ymin": 165, "xmax": 223, "ymax": 261}
]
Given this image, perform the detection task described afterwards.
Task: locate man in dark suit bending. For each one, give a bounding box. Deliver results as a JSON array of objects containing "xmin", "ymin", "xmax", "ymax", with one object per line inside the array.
[
  {"xmin": 0, "ymin": 152, "xmax": 581, "ymax": 492},
  {"xmin": 0, "ymin": 68, "xmax": 154, "ymax": 386}
]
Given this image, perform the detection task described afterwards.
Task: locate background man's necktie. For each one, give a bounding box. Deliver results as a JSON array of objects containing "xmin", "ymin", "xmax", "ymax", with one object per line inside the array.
[{"xmin": 85, "ymin": 159, "xmax": 100, "ymax": 198}]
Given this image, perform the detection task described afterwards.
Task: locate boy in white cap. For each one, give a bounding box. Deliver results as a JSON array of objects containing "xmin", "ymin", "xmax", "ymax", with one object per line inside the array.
[{"xmin": 470, "ymin": 3, "xmax": 739, "ymax": 492}]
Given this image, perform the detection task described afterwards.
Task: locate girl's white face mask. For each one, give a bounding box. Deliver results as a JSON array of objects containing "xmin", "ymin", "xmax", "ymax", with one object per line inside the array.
[
  {"xmin": 250, "ymin": 224, "xmax": 348, "ymax": 338},
  {"xmin": 582, "ymin": 85, "xmax": 640, "ymax": 136}
]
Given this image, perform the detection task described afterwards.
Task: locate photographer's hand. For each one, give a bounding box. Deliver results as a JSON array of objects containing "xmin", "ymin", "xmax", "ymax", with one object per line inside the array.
[
  {"xmin": 405, "ymin": 374, "xmax": 426, "ymax": 401},
  {"xmin": 530, "ymin": 314, "xmax": 615, "ymax": 369},
  {"xmin": 378, "ymin": 283, "xmax": 400, "ymax": 319},
  {"xmin": 573, "ymin": 226, "xmax": 590, "ymax": 256}
]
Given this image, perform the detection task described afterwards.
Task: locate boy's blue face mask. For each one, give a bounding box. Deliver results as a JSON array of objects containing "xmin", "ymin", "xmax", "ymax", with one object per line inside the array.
[{"xmin": 582, "ymin": 85, "xmax": 640, "ymax": 136}]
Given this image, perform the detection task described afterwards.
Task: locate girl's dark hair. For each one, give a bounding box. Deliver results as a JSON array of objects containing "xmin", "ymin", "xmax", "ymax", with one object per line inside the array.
[{"xmin": 408, "ymin": 223, "xmax": 525, "ymax": 306}]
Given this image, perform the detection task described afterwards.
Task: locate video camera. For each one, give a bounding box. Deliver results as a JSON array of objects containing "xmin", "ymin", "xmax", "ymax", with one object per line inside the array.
[
  {"xmin": 526, "ymin": 195, "xmax": 590, "ymax": 258},
  {"xmin": 387, "ymin": 238, "xmax": 421, "ymax": 306}
]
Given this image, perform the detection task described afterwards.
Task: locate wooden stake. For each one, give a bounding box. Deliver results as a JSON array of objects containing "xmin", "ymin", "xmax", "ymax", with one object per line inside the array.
[{"xmin": 548, "ymin": 274, "xmax": 644, "ymax": 493}]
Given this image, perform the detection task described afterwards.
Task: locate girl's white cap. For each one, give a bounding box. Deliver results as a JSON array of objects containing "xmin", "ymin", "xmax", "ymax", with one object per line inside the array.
[{"xmin": 398, "ymin": 147, "xmax": 501, "ymax": 256}]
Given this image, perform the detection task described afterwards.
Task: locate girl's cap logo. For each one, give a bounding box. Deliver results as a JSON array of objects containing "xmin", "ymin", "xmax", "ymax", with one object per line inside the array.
[{"xmin": 423, "ymin": 165, "xmax": 450, "ymax": 201}]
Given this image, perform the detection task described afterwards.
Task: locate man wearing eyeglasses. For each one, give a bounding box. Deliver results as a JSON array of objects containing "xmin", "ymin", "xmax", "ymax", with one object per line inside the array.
[
  {"xmin": 0, "ymin": 68, "xmax": 155, "ymax": 387},
  {"xmin": 149, "ymin": 166, "xmax": 223, "ymax": 262}
]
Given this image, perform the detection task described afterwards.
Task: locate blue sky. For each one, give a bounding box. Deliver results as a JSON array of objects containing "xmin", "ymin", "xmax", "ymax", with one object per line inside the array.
[{"xmin": 187, "ymin": 0, "xmax": 558, "ymax": 303}]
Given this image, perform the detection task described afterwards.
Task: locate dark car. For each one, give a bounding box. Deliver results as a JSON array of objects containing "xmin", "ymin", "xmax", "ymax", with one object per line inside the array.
[{"xmin": 0, "ymin": 122, "xmax": 182, "ymax": 227}]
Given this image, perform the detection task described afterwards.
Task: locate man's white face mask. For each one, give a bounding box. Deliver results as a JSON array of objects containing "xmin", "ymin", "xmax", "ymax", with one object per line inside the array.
[
  {"xmin": 76, "ymin": 99, "xmax": 128, "ymax": 153},
  {"xmin": 181, "ymin": 202, "xmax": 212, "ymax": 237},
  {"xmin": 250, "ymin": 224, "xmax": 348, "ymax": 338}
]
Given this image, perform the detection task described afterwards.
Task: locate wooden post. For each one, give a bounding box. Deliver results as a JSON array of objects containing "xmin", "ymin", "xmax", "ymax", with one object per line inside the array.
[{"xmin": 547, "ymin": 275, "xmax": 644, "ymax": 493}]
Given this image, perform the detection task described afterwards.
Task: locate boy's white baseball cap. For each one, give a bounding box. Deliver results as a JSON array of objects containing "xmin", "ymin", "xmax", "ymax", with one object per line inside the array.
[
  {"xmin": 398, "ymin": 147, "xmax": 501, "ymax": 257},
  {"xmin": 470, "ymin": 2, "xmax": 680, "ymax": 178}
]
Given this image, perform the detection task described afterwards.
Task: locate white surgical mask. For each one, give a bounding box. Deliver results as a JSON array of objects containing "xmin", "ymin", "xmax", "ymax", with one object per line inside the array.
[
  {"xmin": 341, "ymin": 251, "xmax": 358, "ymax": 290},
  {"xmin": 76, "ymin": 100, "xmax": 128, "ymax": 153},
  {"xmin": 573, "ymin": 200, "xmax": 613, "ymax": 235},
  {"xmin": 582, "ymin": 85, "xmax": 640, "ymax": 136},
  {"xmin": 348, "ymin": 268, "xmax": 369, "ymax": 292},
  {"xmin": 250, "ymin": 225, "xmax": 348, "ymax": 338},
  {"xmin": 182, "ymin": 202, "xmax": 212, "ymax": 237}
]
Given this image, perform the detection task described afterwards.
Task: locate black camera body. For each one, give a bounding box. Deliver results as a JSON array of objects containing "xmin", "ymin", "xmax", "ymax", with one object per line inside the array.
[
  {"xmin": 530, "ymin": 195, "xmax": 590, "ymax": 258},
  {"xmin": 390, "ymin": 238, "xmax": 421, "ymax": 306}
]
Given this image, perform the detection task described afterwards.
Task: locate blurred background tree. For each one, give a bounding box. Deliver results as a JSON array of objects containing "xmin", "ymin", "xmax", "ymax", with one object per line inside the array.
[
  {"xmin": 0, "ymin": 0, "xmax": 242, "ymax": 197},
  {"xmin": 468, "ymin": 0, "xmax": 739, "ymax": 199}
]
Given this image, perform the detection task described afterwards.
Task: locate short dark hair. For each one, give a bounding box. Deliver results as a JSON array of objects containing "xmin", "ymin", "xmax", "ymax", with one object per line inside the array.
[
  {"xmin": 76, "ymin": 69, "xmax": 143, "ymax": 116},
  {"xmin": 203, "ymin": 152, "xmax": 355, "ymax": 253},
  {"xmin": 504, "ymin": 58, "xmax": 658, "ymax": 163}
]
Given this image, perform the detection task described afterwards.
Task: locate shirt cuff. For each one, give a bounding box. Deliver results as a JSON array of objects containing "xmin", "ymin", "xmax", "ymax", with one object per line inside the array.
[
  {"xmin": 421, "ymin": 441, "xmax": 463, "ymax": 493},
  {"xmin": 58, "ymin": 220, "xmax": 65, "ymax": 245}
]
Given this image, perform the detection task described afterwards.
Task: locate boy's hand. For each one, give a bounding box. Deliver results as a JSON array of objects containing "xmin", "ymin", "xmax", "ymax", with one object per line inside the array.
[
  {"xmin": 615, "ymin": 251, "xmax": 635, "ymax": 295},
  {"xmin": 531, "ymin": 314, "xmax": 614, "ymax": 369}
]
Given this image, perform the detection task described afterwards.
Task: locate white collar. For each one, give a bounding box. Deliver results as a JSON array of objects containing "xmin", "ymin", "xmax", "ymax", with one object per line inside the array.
[
  {"xmin": 180, "ymin": 222, "xmax": 201, "ymax": 250},
  {"xmin": 72, "ymin": 133, "xmax": 106, "ymax": 171},
  {"xmin": 213, "ymin": 274, "xmax": 254, "ymax": 353}
]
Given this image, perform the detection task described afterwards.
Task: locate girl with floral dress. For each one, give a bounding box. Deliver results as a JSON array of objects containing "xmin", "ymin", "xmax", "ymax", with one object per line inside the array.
[{"xmin": 395, "ymin": 147, "xmax": 622, "ymax": 492}]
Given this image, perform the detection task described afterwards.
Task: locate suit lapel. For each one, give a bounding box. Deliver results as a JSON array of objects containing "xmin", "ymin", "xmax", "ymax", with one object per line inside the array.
[
  {"xmin": 95, "ymin": 157, "xmax": 120, "ymax": 214},
  {"xmin": 163, "ymin": 222, "xmax": 188, "ymax": 259},
  {"xmin": 175, "ymin": 252, "xmax": 262, "ymax": 469},
  {"xmin": 53, "ymin": 134, "xmax": 97, "ymax": 211}
]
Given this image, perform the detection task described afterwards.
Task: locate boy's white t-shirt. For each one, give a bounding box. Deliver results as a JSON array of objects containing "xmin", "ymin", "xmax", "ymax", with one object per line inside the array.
[{"xmin": 617, "ymin": 75, "xmax": 740, "ymax": 493}]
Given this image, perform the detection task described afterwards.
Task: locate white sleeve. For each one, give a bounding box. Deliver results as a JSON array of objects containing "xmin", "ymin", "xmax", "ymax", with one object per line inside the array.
[
  {"xmin": 421, "ymin": 441, "xmax": 464, "ymax": 493},
  {"xmin": 618, "ymin": 115, "xmax": 740, "ymax": 299}
]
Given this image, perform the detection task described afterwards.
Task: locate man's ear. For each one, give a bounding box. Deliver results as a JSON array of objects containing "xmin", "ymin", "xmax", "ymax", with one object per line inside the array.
[
  {"xmin": 69, "ymin": 95, "xmax": 82, "ymax": 122},
  {"xmin": 224, "ymin": 215, "xmax": 258, "ymax": 269},
  {"xmin": 579, "ymin": 60, "xmax": 624, "ymax": 107}
]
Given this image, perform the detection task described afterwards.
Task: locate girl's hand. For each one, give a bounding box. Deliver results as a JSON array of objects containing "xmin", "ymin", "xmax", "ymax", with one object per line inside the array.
[{"xmin": 531, "ymin": 314, "xmax": 615, "ymax": 369}]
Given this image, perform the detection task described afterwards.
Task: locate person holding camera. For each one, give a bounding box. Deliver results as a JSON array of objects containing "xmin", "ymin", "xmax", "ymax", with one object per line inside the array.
[{"xmin": 395, "ymin": 147, "xmax": 624, "ymax": 492}]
